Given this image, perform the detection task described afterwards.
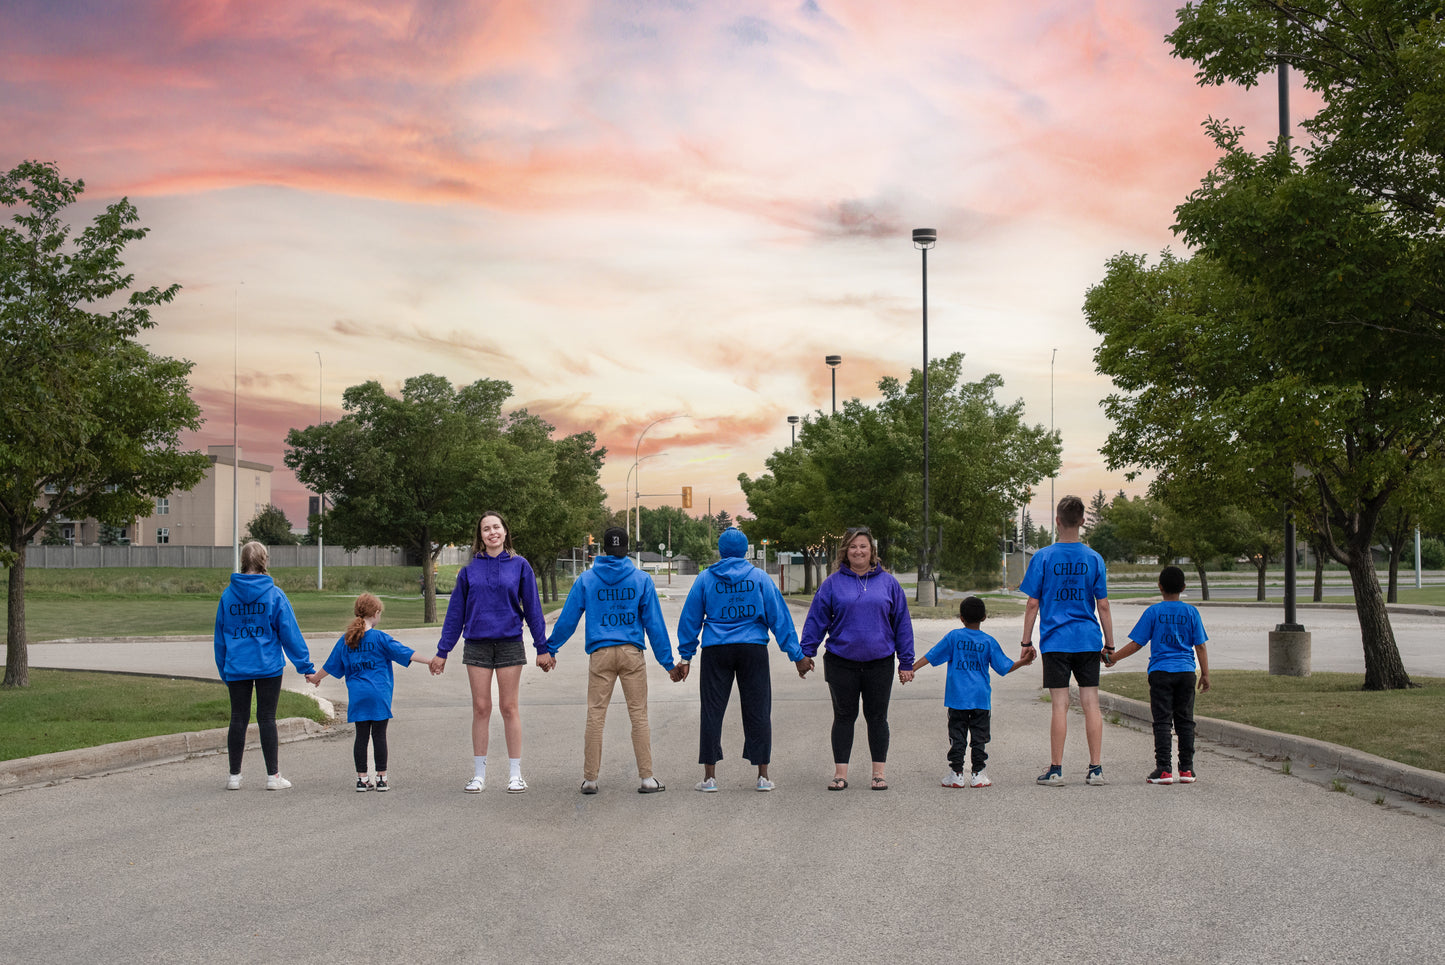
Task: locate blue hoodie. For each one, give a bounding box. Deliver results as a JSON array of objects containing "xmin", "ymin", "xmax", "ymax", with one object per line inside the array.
[
  {"xmin": 435, "ymin": 550, "xmax": 548, "ymax": 657},
  {"xmin": 677, "ymin": 529, "xmax": 802, "ymax": 663},
  {"xmin": 213, "ymin": 573, "xmax": 315, "ymax": 682},
  {"xmin": 799, "ymin": 565, "xmax": 914, "ymax": 668},
  {"xmin": 546, "ymin": 554, "xmax": 675, "ymax": 669}
]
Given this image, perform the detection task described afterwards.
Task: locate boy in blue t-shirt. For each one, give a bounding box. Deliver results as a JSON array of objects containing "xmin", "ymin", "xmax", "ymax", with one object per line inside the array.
[
  {"xmin": 1018, "ymin": 495, "xmax": 1113, "ymax": 787},
  {"xmin": 1103, "ymin": 565, "xmax": 1211, "ymax": 785},
  {"xmin": 910, "ymin": 596, "xmax": 1033, "ymax": 788}
]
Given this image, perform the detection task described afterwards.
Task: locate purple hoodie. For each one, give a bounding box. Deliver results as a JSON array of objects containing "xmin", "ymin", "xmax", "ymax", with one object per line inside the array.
[
  {"xmin": 436, "ymin": 551, "xmax": 548, "ymax": 657},
  {"xmin": 799, "ymin": 565, "xmax": 914, "ymax": 668}
]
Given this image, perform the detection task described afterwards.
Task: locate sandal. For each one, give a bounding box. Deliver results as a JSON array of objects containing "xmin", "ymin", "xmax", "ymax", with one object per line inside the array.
[
  {"xmin": 870, "ymin": 777, "xmax": 889, "ymax": 791},
  {"xmin": 827, "ymin": 778, "xmax": 848, "ymax": 791}
]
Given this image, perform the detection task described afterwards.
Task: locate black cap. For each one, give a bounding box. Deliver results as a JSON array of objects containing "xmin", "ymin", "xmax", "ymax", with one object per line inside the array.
[{"xmin": 602, "ymin": 527, "xmax": 628, "ymax": 556}]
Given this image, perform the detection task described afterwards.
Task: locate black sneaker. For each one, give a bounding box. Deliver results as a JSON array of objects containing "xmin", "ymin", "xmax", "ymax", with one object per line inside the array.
[
  {"xmin": 356, "ymin": 777, "xmax": 374, "ymax": 792},
  {"xmin": 1146, "ymin": 768, "xmax": 1174, "ymax": 785},
  {"xmin": 375, "ymin": 776, "xmax": 389, "ymax": 792}
]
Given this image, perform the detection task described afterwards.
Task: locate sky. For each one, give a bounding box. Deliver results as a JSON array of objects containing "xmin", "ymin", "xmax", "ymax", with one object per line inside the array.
[{"xmin": 1, "ymin": 0, "xmax": 1297, "ymax": 531}]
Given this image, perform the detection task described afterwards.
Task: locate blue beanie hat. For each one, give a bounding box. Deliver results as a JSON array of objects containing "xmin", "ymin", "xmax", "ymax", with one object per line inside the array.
[{"xmin": 718, "ymin": 528, "xmax": 748, "ymax": 558}]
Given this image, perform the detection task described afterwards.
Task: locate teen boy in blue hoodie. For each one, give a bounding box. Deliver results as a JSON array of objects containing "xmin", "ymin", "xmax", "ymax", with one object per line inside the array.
[
  {"xmin": 677, "ymin": 528, "xmax": 812, "ymax": 792},
  {"xmin": 541, "ymin": 527, "xmax": 679, "ymax": 794}
]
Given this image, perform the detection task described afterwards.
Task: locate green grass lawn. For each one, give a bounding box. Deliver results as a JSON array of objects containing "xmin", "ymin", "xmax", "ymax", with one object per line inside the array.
[
  {"xmin": 0, "ymin": 669, "xmax": 328, "ymax": 761},
  {"xmin": 1099, "ymin": 670, "xmax": 1445, "ymax": 773},
  {"xmin": 2, "ymin": 565, "xmax": 569, "ymax": 641}
]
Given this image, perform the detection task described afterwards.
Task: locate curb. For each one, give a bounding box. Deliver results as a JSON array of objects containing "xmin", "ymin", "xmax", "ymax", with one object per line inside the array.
[
  {"xmin": 0, "ymin": 716, "xmax": 348, "ymax": 793},
  {"xmin": 1096, "ymin": 690, "xmax": 1445, "ymax": 804}
]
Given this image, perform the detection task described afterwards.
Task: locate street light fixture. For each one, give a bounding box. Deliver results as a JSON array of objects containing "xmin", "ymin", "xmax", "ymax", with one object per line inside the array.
[
  {"xmin": 912, "ymin": 228, "xmax": 936, "ymax": 605},
  {"xmin": 825, "ymin": 355, "xmax": 842, "ymax": 414},
  {"xmin": 787, "ymin": 415, "xmax": 800, "ymax": 446},
  {"xmin": 316, "ymin": 351, "xmax": 324, "ymax": 590},
  {"xmin": 633, "ymin": 415, "xmax": 687, "ymax": 563}
]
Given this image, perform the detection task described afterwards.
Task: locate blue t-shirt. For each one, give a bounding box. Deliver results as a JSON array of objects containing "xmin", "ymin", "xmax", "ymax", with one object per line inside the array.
[
  {"xmin": 1018, "ymin": 542, "xmax": 1108, "ymax": 653},
  {"xmin": 923, "ymin": 628, "xmax": 1016, "ymax": 710},
  {"xmin": 1127, "ymin": 600, "xmax": 1208, "ymax": 673},
  {"xmin": 322, "ymin": 628, "xmax": 416, "ymax": 722}
]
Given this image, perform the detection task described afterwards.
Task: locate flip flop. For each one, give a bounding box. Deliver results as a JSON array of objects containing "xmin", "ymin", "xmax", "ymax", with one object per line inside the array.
[
  {"xmin": 827, "ymin": 778, "xmax": 848, "ymax": 791},
  {"xmin": 870, "ymin": 777, "xmax": 889, "ymax": 791}
]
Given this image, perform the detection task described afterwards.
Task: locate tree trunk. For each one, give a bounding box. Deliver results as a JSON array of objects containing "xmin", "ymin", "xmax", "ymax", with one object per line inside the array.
[
  {"xmin": 1386, "ymin": 543, "xmax": 1401, "ymax": 604},
  {"xmin": 1192, "ymin": 560, "xmax": 1211, "ymax": 601},
  {"xmin": 802, "ymin": 548, "xmax": 816, "ymax": 595},
  {"xmin": 1254, "ymin": 557, "xmax": 1267, "ymax": 602},
  {"xmin": 4, "ymin": 542, "xmax": 29, "ymax": 688},
  {"xmin": 1344, "ymin": 545, "xmax": 1412, "ymax": 690},
  {"xmin": 422, "ymin": 529, "xmax": 437, "ymax": 624},
  {"xmin": 1313, "ymin": 547, "xmax": 1324, "ymax": 603},
  {"xmin": 548, "ymin": 559, "xmax": 559, "ymax": 603}
]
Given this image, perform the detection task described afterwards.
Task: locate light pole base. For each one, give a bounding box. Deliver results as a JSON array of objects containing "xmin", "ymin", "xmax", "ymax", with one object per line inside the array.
[
  {"xmin": 916, "ymin": 579, "xmax": 937, "ymax": 607},
  {"xmin": 1268, "ymin": 629, "xmax": 1312, "ymax": 677}
]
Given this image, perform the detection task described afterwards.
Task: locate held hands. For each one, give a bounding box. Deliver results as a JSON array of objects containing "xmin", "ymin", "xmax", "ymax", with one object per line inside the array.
[
  {"xmin": 1101, "ymin": 645, "xmax": 1116, "ymax": 668},
  {"xmin": 669, "ymin": 662, "xmax": 690, "ymax": 683},
  {"xmin": 536, "ymin": 652, "xmax": 556, "ymax": 673},
  {"xmin": 428, "ymin": 655, "xmax": 446, "ymax": 676},
  {"xmin": 304, "ymin": 672, "xmax": 321, "ymax": 686},
  {"xmin": 898, "ymin": 669, "xmax": 915, "ymax": 685},
  {"xmin": 1017, "ymin": 648, "xmax": 1037, "ymax": 667},
  {"xmin": 795, "ymin": 656, "xmax": 815, "ymax": 679}
]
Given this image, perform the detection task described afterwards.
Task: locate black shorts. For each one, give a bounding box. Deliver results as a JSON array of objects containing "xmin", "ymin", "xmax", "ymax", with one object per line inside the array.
[
  {"xmin": 462, "ymin": 638, "xmax": 526, "ymax": 669},
  {"xmin": 1042, "ymin": 650, "xmax": 1101, "ymax": 689}
]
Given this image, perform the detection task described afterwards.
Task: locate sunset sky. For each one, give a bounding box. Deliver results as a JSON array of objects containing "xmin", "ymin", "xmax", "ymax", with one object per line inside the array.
[{"xmin": 1, "ymin": 1, "xmax": 1296, "ymax": 531}]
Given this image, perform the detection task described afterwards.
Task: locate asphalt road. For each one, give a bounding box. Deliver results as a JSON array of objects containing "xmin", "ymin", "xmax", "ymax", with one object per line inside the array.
[{"xmin": 9, "ymin": 576, "xmax": 1445, "ymax": 964}]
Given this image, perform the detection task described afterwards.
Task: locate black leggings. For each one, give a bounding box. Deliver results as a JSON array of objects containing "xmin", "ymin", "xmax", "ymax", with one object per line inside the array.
[
  {"xmin": 823, "ymin": 652, "xmax": 894, "ymax": 764},
  {"xmin": 227, "ymin": 675, "xmax": 283, "ymax": 775},
  {"xmin": 354, "ymin": 720, "xmax": 390, "ymax": 773}
]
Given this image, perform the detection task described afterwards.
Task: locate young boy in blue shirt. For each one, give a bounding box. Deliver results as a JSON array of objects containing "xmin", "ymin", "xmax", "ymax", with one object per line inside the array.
[
  {"xmin": 1103, "ymin": 565, "xmax": 1211, "ymax": 785},
  {"xmin": 910, "ymin": 596, "xmax": 1033, "ymax": 788}
]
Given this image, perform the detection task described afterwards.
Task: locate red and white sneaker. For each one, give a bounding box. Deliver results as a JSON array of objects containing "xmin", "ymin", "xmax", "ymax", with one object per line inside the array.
[
  {"xmin": 941, "ymin": 770, "xmax": 968, "ymax": 788},
  {"xmin": 1146, "ymin": 768, "xmax": 1174, "ymax": 785},
  {"xmin": 1176, "ymin": 769, "xmax": 1196, "ymax": 784}
]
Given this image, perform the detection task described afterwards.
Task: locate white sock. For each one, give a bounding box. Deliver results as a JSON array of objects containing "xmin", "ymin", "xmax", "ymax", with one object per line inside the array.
[
  {"xmin": 509, "ymin": 758, "xmax": 522, "ymax": 780},
  {"xmin": 474, "ymin": 756, "xmax": 487, "ymax": 780}
]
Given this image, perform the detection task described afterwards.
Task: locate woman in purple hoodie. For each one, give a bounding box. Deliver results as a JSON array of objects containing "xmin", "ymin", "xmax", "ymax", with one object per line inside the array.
[
  {"xmin": 430, "ymin": 512, "xmax": 547, "ymax": 794},
  {"xmin": 800, "ymin": 527, "xmax": 914, "ymax": 791}
]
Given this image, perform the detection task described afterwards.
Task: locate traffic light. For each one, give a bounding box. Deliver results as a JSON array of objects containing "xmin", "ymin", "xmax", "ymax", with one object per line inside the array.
[{"xmin": 681, "ymin": 486, "xmax": 693, "ymax": 509}]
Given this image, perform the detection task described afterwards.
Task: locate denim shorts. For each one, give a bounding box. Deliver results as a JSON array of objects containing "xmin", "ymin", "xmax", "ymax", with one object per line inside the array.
[{"xmin": 461, "ymin": 637, "xmax": 526, "ymax": 669}]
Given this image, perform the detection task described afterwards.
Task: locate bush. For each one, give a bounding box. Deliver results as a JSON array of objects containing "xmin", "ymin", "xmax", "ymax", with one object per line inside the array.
[{"xmin": 1422, "ymin": 537, "xmax": 1445, "ymax": 570}]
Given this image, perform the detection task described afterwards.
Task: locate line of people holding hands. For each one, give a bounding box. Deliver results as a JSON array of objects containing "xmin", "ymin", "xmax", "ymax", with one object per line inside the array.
[{"xmin": 216, "ymin": 496, "xmax": 1210, "ymax": 795}]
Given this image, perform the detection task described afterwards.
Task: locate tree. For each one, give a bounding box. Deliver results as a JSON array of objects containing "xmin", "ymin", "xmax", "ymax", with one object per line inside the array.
[
  {"xmin": 245, "ymin": 504, "xmax": 299, "ymax": 545},
  {"xmin": 1086, "ymin": 250, "xmax": 1440, "ymax": 689},
  {"xmin": 1, "ymin": 161, "xmax": 209, "ymax": 687},
  {"xmin": 286, "ymin": 375, "xmax": 523, "ymax": 623}
]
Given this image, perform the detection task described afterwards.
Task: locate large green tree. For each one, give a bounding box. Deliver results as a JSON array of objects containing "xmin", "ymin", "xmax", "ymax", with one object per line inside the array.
[
  {"xmin": 245, "ymin": 503, "xmax": 299, "ymax": 545},
  {"xmin": 286, "ymin": 375, "xmax": 520, "ymax": 622},
  {"xmin": 1, "ymin": 161, "xmax": 209, "ymax": 687}
]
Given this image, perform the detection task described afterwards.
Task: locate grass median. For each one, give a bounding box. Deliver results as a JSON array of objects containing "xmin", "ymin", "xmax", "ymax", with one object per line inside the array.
[
  {"xmin": 3, "ymin": 565, "xmax": 568, "ymax": 641},
  {"xmin": 1098, "ymin": 670, "xmax": 1445, "ymax": 774},
  {"xmin": 0, "ymin": 669, "xmax": 329, "ymax": 761}
]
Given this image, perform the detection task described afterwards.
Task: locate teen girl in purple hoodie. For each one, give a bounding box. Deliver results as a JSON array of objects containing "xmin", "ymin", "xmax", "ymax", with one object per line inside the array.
[
  {"xmin": 800, "ymin": 526, "xmax": 914, "ymax": 791},
  {"xmin": 430, "ymin": 512, "xmax": 547, "ymax": 794}
]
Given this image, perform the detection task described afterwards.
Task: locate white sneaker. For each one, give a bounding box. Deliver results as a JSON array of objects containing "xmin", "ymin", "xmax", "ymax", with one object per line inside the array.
[
  {"xmin": 970, "ymin": 770, "xmax": 993, "ymax": 788},
  {"xmin": 941, "ymin": 770, "xmax": 967, "ymax": 788},
  {"xmin": 755, "ymin": 776, "xmax": 775, "ymax": 792},
  {"xmin": 225, "ymin": 773, "xmax": 242, "ymax": 791},
  {"xmin": 695, "ymin": 777, "xmax": 719, "ymax": 792},
  {"xmin": 265, "ymin": 774, "xmax": 292, "ymax": 790},
  {"xmin": 506, "ymin": 775, "xmax": 528, "ymax": 793},
  {"xmin": 464, "ymin": 776, "xmax": 485, "ymax": 793}
]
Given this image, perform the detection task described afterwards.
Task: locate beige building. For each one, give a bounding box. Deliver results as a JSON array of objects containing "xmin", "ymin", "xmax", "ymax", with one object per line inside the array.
[{"xmin": 44, "ymin": 445, "xmax": 273, "ymax": 547}]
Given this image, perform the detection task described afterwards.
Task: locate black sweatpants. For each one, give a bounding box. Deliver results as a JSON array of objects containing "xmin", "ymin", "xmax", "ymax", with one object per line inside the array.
[
  {"xmin": 698, "ymin": 643, "xmax": 772, "ymax": 766},
  {"xmin": 1148, "ymin": 670, "xmax": 1197, "ymax": 770},
  {"xmin": 824, "ymin": 652, "xmax": 894, "ymax": 764},
  {"xmin": 227, "ymin": 675, "xmax": 283, "ymax": 775},
  {"xmin": 947, "ymin": 708, "xmax": 992, "ymax": 774},
  {"xmin": 354, "ymin": 719, "xmax": 390, "ymax": 773}
]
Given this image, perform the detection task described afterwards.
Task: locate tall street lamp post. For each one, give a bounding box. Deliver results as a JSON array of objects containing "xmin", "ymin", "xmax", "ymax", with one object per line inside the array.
[
  {"xmin": 825, "ymin": 355, "xmax": 842, "ymax": 414},
  {"xmin": 787, "ymin": 415, "xmax": 799, "ymax": 446},
  {"xmin": 315, "ymin": 351, "xmax": 324, "ymax": 590},
  {"xmin": 633, "ymin": 415, "xmax": 686, "ymax": 564},
  {"xmin": 912, "ymin": 228, "xmax": 936, "ymax": 605}
]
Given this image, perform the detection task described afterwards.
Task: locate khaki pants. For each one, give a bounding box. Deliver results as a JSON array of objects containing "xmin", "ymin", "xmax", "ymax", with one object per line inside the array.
[{"xmin": 584, "ymin": 645, "xmax": 652, "ymax": 781}]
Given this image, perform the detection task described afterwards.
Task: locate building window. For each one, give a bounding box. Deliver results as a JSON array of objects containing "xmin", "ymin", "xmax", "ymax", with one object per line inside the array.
[
  {"xmin": 43, "ymin": 483, "xmax": 58, "ymax": 495},
  {"xmin": 156, "ymin": 497, "xmax": 170, "ymax": 515},
  {"xmin": 156, "ymin": 528, "xmax": 170, "ymax": 544}
]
